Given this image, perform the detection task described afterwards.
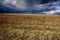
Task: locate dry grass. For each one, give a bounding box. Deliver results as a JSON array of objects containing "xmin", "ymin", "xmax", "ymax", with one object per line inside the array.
[{"xmin": 0, "ymin": 14, "xmax": 60, "ymax": 40}]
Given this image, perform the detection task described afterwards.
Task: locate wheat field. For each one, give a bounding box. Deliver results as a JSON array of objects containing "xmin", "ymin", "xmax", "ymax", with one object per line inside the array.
[{"xmin": 0, "ymin": 14, "xmax": 60, "ymax": 40}]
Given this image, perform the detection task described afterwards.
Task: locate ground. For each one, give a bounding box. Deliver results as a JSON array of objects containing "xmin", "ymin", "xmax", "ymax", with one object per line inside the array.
[{"xmin": 0, "ymin": 14, "xmax": 60, "ymax": 40}]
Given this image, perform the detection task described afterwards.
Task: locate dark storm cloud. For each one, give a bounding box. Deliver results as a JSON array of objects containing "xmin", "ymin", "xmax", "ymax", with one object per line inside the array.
[{"xmin": 0, "ymin": 0, "xmax": 60, "ymax": 14}]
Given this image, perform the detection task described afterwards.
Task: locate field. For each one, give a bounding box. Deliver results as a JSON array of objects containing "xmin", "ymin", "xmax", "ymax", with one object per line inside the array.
[{"xmin": 0, "ymin": 14, "xmax": 60, "ymax": 40}]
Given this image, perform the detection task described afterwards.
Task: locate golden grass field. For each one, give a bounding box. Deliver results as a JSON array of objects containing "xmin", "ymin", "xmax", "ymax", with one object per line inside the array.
[{"xmin": 0, "ymin": 14, "xmax": 60, "ymax": 40}]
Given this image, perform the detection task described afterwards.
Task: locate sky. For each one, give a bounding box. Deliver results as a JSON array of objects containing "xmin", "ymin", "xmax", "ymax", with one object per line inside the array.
[{"xmin": 0, "ymin": 0, "xmax": 60, "ymax": 14}]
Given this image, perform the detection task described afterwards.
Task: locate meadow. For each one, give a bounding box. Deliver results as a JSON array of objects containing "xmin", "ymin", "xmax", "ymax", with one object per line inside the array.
[{"xmin": 0, "ymin": 14, "xmax": 60, "ymax": 40}]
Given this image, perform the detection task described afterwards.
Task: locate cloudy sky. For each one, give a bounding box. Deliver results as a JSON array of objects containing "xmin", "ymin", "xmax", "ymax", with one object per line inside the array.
[{"xmin": 0, "ymin": 0, "xmax": 60, "ymax": 14}]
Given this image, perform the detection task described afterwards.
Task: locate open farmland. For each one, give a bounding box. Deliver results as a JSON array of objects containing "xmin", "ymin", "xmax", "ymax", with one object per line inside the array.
[{"xmin": 0, "ymin": 14, "xmax": 60, "ymax": 40}]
